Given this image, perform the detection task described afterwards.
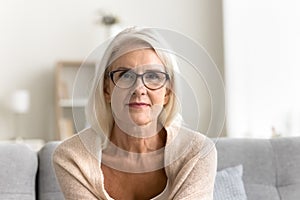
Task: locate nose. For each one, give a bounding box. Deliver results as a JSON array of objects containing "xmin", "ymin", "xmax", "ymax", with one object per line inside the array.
[{"xmin": 131, "ymin": 76, "xmax": 147, "ymax": 96}]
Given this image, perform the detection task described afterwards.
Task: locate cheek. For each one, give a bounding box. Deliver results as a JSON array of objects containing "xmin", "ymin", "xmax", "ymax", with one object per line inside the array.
[
  {"xmin": 110, "ymin": 88, "xmax": 129, "ymax": 109},
  {"xmin": 105, "ymin": 81, "xmax": 124, "ymax": 102},
  {"xmin": 150, "ymin": 90, "xmax": 168, "ymax": 105}
]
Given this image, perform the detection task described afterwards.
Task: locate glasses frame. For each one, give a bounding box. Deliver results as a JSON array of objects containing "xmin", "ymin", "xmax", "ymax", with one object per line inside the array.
[{"xmin": 108, "ymin": 69, "xmax": 170, "ymax": 90}]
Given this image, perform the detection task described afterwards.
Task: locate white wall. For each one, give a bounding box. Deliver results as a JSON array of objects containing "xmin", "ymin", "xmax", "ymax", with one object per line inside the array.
[
  {"xmin": 0, "ymin": 0, "xmax": 224, "ymax": 141},
  {"xmin": 223, "ymin": 0, "xmax": 300, "ymax": 138}
]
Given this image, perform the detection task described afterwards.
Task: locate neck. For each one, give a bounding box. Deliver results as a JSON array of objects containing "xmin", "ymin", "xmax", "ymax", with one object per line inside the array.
[{"xmin": 110, "ymin": 123, "xmax": 166, "ymax": 153}]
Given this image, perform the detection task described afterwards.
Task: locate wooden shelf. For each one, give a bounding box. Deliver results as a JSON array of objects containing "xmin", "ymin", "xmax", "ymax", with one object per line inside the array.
[
  {"xmin": 54, "ymin": 61, "xmax": 95, "ymax": 140},
  {"xmin": 59, "ymin": 99, "xmax": 88, "ymax": 107}
]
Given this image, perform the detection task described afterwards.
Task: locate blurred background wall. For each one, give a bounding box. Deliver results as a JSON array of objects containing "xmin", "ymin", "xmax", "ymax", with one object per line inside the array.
[
  {"xmin": 224, "ymin": 0, "xmax": 300, "ymax": 138},
  {"xmin": 0, "ymin": 0, "xmax": 224, "ymax": 141}
]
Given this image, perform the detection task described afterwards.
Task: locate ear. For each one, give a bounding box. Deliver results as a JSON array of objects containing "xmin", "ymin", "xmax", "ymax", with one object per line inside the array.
[
  {"xmin": 163, "ymin": 88, "xmax": 171, "ymax": 105},
  {"xmin": 104, "ymin": 79, "xmax": 111, "ymax": 103}
]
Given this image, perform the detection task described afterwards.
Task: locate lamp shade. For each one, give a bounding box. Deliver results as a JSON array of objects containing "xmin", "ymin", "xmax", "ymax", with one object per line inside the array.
[{"xmin": 11, "ymin": 90, "xmax": 30, "ymax": 113}]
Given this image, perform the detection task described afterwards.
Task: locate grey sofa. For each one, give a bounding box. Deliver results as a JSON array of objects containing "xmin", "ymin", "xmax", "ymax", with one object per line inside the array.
[
  {"xmin": 0, "ymin": 137, "xmax": 299, "ymax": 200},
  {"xmin": 215, "ymin": 137, "xmax": 300, "ymax": 200}
]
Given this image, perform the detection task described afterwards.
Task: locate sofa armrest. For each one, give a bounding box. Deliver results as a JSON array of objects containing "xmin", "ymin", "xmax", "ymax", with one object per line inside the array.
[{"xmin": 0, "ymin": 143, "xmax": 37, "ymax": 200}]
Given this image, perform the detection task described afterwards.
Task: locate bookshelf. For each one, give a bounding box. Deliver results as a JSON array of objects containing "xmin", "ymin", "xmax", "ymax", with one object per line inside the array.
[{"xmin": 54, "ymin": 61, "xmax": 95, "ymax": 140}]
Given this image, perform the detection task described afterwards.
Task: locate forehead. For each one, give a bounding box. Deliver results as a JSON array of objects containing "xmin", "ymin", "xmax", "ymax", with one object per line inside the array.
[{"xmin": 110, "ymin": 49, "xmax": 164, "ymax": 70}]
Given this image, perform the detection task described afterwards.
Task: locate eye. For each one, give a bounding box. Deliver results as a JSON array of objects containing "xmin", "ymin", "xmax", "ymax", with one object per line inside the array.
[
  {"xmin": 145, "ymin": 72, "xmax": 163, "ymax": 81},
  {"xmin": 119, "ymin": 71, "xmax": 135, "ymax": 80}
]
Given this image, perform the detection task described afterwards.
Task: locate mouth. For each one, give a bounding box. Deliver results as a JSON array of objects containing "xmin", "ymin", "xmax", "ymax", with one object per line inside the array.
[{"xmin": 127, "ymin": 102, "xmax": 151, "ymax": 108}]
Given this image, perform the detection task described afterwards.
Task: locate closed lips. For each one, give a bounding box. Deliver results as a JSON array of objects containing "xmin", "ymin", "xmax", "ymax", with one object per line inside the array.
[{"xmin": 128, "ymin": 102, "xmax": 150, "ymax": 106}]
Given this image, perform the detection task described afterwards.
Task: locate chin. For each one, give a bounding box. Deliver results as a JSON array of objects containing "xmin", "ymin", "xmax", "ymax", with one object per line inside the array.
[{"xmin": 131, "ymin": 119, "xmax": 152, "ymax": 127}]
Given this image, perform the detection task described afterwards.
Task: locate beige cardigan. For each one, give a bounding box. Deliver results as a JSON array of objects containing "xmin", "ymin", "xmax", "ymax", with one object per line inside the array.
[{"xmin": 53, "ymin": 125, "xmax": 217, "ymax": 200}]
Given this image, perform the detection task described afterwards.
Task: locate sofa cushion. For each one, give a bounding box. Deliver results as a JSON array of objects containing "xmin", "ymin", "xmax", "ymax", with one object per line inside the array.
[
  {"xmin": 37, "ymin": 142, "xmax": 63, "ymax": 200},
  {"xmin": 214, "ymin": 165, "xmax": 247, "ymax": 200},
  {"xmin": 271, "ymin": 137, "xmax": 300, "ymax": 199},
  {"xmin": 214, "ymin": 138, "xmax": 280, "ymax": 200},
  {"xmin": 0, "ymin": 143, "xmax": 37, "ymax": 200}
]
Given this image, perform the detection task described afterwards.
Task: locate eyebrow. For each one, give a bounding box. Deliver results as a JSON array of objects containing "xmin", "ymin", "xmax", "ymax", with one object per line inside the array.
[
  {"xmin": 143, "ymin": 65, "xmax": 166, "ymax": 72},
  {"xmin": 114, "ymin": 64, "xmax": 165, "ymax": 72}
]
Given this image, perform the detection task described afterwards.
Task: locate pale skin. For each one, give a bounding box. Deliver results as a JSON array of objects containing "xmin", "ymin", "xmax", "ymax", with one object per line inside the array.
[{"xmin": 102, "ymin": 49, "xmax": 170, "ymax": 200}]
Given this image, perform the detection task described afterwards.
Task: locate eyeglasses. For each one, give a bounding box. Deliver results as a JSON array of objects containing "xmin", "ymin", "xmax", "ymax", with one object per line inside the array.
[{"xmin": 108, "ymin": 69, "xmax": 170, "ymax": 90}]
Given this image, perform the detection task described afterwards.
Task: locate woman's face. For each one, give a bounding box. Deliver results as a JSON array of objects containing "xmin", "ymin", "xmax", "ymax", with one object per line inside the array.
[{"xmin": 104, "ymin": 49, "xmax": 170, "ymax": 128}]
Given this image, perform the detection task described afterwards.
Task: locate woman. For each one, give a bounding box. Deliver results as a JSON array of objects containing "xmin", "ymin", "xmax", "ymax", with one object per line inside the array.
[{"xmin": 53, "ymin": 27, "xmax": 217, "ymax": 200}]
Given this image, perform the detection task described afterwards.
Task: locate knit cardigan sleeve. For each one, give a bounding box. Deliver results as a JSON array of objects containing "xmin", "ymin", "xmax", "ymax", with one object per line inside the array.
[
  {"xmin": 52, "ymin": 135, "xmax": 105, "ymax": 200},
  {"xmin": 52, "ymin": 128, "xmax": 217, "ymax": 200},
  {"xmin": 168, "ymin": 134, "xmax": 217, "ymax": 200}
]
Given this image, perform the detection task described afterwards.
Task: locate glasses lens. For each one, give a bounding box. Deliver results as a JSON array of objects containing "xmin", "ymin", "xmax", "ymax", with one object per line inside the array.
[
  {"xmin": 111, "ymin": 70, "xmax": 168, "ymax": 89},
  {"xmin": 143, "ymin": 71, "xmax": 167, "ymax": 89},
  {"xmin": 113, "ymin": 70, "xmax": 136, "ymax": 88}
]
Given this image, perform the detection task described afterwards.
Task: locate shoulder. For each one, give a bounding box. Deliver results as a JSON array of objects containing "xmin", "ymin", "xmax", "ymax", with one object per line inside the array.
[
  {"xmin": 52, "ymin": 128, "xmax": 101, "ymax": 164},
  {"xmin": 182, "ymin": 127, "xmax": 216, "ymax": 161},
  {"xmin": 165, "ymin": 125, "xmax": 217, "ymax": 172},
  {"xmin": 167, "ymin": 125, "xmax": 216, "ymax": 159}
]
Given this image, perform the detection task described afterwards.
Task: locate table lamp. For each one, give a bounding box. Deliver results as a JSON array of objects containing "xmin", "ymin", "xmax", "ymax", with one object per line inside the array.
[{"xmin": 11, "ymin": 90, "xmax": 30, "ymax": 140}]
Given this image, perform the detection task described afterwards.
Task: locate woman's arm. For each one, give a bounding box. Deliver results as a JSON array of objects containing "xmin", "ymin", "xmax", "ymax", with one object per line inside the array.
[
  {"xmin": 53, "ymin": 158, "xmax": 100, "ymax": 199},
  {"xmin": 171, "ymin": 139, "xmax": 217, "ymax": 200},
  {"xmin": 52, "ymin": 140, "xmax": 103, "ymax": 200}
]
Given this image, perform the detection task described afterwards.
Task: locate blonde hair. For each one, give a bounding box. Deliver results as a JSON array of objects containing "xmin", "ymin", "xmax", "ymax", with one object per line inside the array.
[{"xmin": 85, "ymin": 27, "xmax": 180, "ymax": 138}]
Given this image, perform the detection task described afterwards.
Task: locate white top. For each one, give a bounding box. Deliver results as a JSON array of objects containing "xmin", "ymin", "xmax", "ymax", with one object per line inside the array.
[{"xmin": 151, "ymin": 181, "xmax": 169, "ymax": 200}]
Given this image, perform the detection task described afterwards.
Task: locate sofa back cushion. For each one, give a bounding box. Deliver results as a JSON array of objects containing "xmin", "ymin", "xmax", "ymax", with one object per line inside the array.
[
  {"xmin": 271, "ymin": 137, "xmax": 300, "ymax": 200},
  {"xmin": 214, "ymin": 137, "xmax": 300, "ymax": 200},
  {"xmin": 38, "ymin": 141, "xmax": 63, "ymax": 200},
  {"xmin": 0, "ymin": 143, "xmax": 37, "ymax": 200}
]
